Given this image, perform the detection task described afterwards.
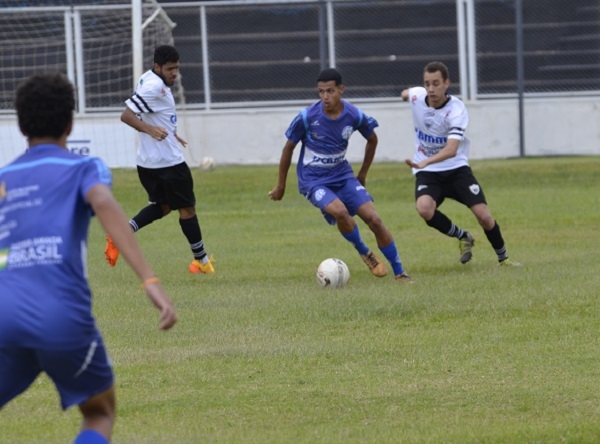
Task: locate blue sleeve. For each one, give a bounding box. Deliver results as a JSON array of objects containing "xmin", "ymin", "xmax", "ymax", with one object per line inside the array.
[
  {"xmin": 356, "ymin": 111, "xmax": 379, "ymax": 139},
  {"xmin": 80, "ymin": 157, "xmax": 112, "ymax": 200},
  {"xmin": 285, "ymin": 110, "xmax": 308, "ymax": 144}
]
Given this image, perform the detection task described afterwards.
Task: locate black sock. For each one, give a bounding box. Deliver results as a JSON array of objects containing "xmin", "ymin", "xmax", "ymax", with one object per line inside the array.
[
  {"xmin": 485, "ymin": 221, "xmax": 508, "ymax": 261},
  {"xmin": 426, "ymin": 210, "xmax": 465, "ymax": 239},
  {"xmin": 130, "ymin": 204, "xmax": 165, "ymax": 232},
  {"xmin": 179, "ymin": 215, "xmax": 207, "ymax": 261}
]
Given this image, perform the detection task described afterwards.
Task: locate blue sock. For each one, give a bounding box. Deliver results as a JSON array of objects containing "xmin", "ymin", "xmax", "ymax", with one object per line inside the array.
[
  {"xmin": 342, "ymin": 225, "xmax": 369, "ymax": 255},
  {"xmin": 380, "ymin": 241, "xmax": 405, "ymax": 276},
  {"xmin": 74, "ymin": 430, "xmax": 109, "ymax": 444}
]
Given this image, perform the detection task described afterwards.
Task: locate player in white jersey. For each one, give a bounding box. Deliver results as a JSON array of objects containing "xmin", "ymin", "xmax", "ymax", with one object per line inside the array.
[
  {"xmin": 104, "ymin": 45, "xmax": 215, "ymax": 275},
  {"xmin": 401, "ymin": 61, "xmax": 521, "ymax": 267},
  {"xmin": 270, "ymin": 68, "xmax": 413, "ymax": 283}
]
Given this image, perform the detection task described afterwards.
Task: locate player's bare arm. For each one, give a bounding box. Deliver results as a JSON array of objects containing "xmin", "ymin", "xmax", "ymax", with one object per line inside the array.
[
  {"xmin": 405, "ymin": 138, "xmax": 460, "ymax": 170},
  {"xmin": 175, "ymin": 133, "xmax": 188, "ymax": 147},
  {"xmin": 400, "ymin": 88, "xmax": 410, "ymax": 101},
  {"xmin": 121, "ymin": 107, "xmax": 169, "ymax": 141},
  {"xmin": 87, "ymin": 183, "xmax": 177, "ymax": 330},
  {"xmin": 356, "ymin": 132, "xmax": 377, "ymax": 186},
  {"xmin": 269, "ymin": 139, "xmax": 297, "ymax": 201}
]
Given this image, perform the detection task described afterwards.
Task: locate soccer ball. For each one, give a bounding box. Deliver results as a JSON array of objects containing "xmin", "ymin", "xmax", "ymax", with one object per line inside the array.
[
  {"xmin": 200, "ymin": 156, "xmax": 215, "ymax": 171},
  {"xmin": 316, "ymin": 258, "xmax": 350, "ymax": 288}
]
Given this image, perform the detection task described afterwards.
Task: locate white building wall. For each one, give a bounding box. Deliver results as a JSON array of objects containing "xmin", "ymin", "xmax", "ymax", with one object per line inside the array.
[{"xmin": 1, "ymin": 97, "xmax": 598, "ymax": 168}]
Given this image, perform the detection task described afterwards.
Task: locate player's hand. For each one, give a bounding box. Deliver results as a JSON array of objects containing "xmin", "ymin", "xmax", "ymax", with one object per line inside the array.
[
  {"xmin": 405, "ymin": 158, "xmax": 423, "ymax": 169},
  {"xmin": 151, "ymin": 126, "xmax": 169, "ymax": 142},
  {"xmin": 144, "ymin": 282, "xmax": 177, "ymax": 330},
  {"xmin": 268, "ymin": 186, "xmax": 285, "ymax": 201},
  {"xmin": 175, "ymin": 134, "xmax": 188, "ymax": 147}
]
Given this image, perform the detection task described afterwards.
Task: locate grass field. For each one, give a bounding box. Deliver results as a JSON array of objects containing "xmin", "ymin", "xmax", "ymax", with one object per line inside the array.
[{"xmin": 3, "ymin": 157, "xmax": 600, "ymax": 443}]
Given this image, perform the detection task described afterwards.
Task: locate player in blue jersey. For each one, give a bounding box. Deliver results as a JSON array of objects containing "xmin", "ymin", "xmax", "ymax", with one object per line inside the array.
[
  {"xmin": 104, "ymin": 45, "xmax": 214, "ymax": 275},
  {"xmin": 269, "ymin": 68, "xmax": 413, "ymax": 283},
  {"xmin": 0, "ymin": 73, "xmax": 177, "ymax": 444},
  {"xmin": 401, "ymin": 61, "xmax": 521, "ymax": 267}
]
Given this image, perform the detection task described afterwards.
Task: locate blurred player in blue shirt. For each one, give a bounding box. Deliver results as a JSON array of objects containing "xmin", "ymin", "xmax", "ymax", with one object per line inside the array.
[
  {"xmin": 269, "ymin": 68, "xmax": 412, "ymax": 283},
  {"xmin": 0, "ymin": 73, "xmax": 177, "ymax": 444}
]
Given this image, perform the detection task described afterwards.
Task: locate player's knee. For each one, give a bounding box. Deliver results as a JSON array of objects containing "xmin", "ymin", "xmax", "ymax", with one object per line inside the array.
[
  {"xmin": 478, "ymin": 214, "xmax": 495, "ymax": 230},
  {"xmin": 79, "ymin": 387, "xmax": 116, "ymax": 423},
  {"xmin": 416, "ymin": 206, "xmax": 433, "ymax": 220}
]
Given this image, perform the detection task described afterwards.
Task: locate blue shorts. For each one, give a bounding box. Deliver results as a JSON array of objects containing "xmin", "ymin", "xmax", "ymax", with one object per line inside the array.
[
  {"xmin": 0, "ymin": 333, "xmax": 114, "ymax": 410},
  {"xmin": 307, "ymin": 177, "xmax": 374, "ymax": 225}
]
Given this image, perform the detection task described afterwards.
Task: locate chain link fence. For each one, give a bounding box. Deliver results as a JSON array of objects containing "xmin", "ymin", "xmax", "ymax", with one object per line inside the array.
[
  {"xmin": 475, "ymin": 0, "xmax": 600, "ymax": 95},
  {"xmin": 0, "ymin": 0, "xmax": 598, "ymax": 111}
]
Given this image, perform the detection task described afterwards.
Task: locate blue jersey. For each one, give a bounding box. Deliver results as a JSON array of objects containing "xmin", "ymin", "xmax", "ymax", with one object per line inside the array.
[
  {"xmin": 0, "ymin": 145, "xmax": 112, "ymax": 350},
  {"xmin": 285, "ymin": 100, "xmax": 378, "ymax": 195}
]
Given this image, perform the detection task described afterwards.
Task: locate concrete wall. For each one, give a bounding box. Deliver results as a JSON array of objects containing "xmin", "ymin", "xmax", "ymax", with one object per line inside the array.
[{"xmin": 1, "ymin": 96, "xmax": 599, "ymax": 169}]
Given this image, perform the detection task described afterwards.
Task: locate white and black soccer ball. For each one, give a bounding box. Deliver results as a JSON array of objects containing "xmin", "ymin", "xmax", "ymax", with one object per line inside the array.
[
  {"xmin": 200, "ymin": 156, "xmax": 215, "ymax": 171},
  {"xmin": 316, "ymin": 258, "xmax": 350, "ymax": 288}
]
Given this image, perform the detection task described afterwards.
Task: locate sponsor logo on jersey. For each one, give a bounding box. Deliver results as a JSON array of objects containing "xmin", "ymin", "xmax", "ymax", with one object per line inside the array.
[
  {"xmin": 5, "ymin": 236, "xmax": 64, "ymax": 269},
  {"xmin": 469, "ymin": 184, "xmax": 480, "ymax": 195},
  {"xmin": 311, "ymin": 154, "xmax": 346, "ymax": 166},
  {"xmin": 416, "ymin": 129, "xmax": 447, "ymax": 147},
  {"xmin": 417, "ymin": 185, "xmax": 428, "ymax": 191},
  {"xmin": 170, "ymin": 114, "xmax": 177, "ymax": 124},
  {"xmin": 311, "ymin": 120, "xmax": 320, "ymax": 127}
]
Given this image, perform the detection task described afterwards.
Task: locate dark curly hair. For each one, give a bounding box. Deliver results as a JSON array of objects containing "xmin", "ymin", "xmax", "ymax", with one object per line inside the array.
[
  {"xmin": 14, "ymin": 72, "xmax": 75, "ymax": 139},
  {"xmin": 154, "ymin": 45, "xmax": 180, "ymax": 66}
]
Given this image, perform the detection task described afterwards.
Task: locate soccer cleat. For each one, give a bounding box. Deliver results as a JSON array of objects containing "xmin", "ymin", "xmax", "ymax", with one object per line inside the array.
[
  {"xmin": 360, "ymin": 250, "xmax": 388, "ymax": 277},
  {"xmin": 498, "ymin": 258, "xmax": 523, "ymax": 268},
  {"xmin": 104, "ymin": 235, "xmax": 119, "ymax": 267},
  {"xmin": 458, "ymin": 232, "xmax": 475, "ymax": 264},
  {"xmin": 395, "ymin": 272, "xmax": 415, "ymax": 284},
  {"xmin": 189, "ymin": 255, "xmax": 215, "ymax": 274}
]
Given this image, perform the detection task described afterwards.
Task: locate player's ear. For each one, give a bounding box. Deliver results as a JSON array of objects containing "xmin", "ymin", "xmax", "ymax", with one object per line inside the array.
[{"xmin": 338, "ymin": 84, "xmax": 345, "ymax": 95}]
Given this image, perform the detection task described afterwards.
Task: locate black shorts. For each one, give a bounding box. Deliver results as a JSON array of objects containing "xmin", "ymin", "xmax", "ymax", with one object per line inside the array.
[
  {"xmin": 414, "ymin": 166, "xmax": 487, "ymax": 208},
  {"xmin": 137, "ymin": 162, "xmax": 196, "ymax": 209}
]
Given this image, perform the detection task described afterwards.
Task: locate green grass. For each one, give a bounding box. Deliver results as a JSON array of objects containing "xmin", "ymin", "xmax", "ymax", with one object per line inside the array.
[{"xmin": 3, "ymin": 157, "xmax": 600, "ymax": 443}]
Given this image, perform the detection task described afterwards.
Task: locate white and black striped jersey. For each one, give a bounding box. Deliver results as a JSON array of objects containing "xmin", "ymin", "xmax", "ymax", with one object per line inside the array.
[{"xmin": 125, "ymin": 70, "xmax": 184, "ymax": 169}]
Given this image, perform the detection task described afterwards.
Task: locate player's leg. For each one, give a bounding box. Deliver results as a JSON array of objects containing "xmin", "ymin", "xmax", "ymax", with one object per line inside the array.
[
  {"xmin": 307, "ymin": 184, "xmax": 384, "ymax": 275},
  {"xmin": 415, "ymin": 171, "xmax": 473, "ymax": 264},
  {"xmin": 40, "ymin": 335, "xmax": 115, "ymax": 443},
  {"xmin": 164, "ymin": 163, "xmax": 214, "ymax": 274},
  {"xmin": 0, "ymin": 347, "xmax": 41, "ymax": 409},
  {"xmin": 324, "ymin": 199, "xmax": 388, "ymax": 276},
  {"xmin": 335, "ymin": 178, "xmax": 396, "ymax": 277},
  {"xmin": 75, "ymin": 387, "xmax": 115, "ymax": 444},
  {"xmin": 453, "ymin": 166, "xmax": 520, "ymax": 266},
  {"xmin": 355, "ymin": 200, "xmax": 413, "ymax": 282},
  {"xmin": 105, "ymin": 166, "xmax": 169, "ymax": 267},
  {"xmin": 469, "ymin": 203, "xmax": 522, "ymax": 266},
  {"xmin": 130, "ymin": 166, "xmax": 171, "ymax": 232}
]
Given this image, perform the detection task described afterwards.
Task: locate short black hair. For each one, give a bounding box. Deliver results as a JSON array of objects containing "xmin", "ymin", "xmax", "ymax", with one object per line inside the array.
[
  {"xmin": 317, "ymin": 68, "xmax": 342, "ymax": 85},
  {"xmin": 154, "ymin": 45, "xmax": 180, "ymax": 66},
  {"xmin": 424, "ymin": 61, "xmax": 450, "ymax": 81},
  {"xmin": 14, "ymin": 72, "xmax": 75, "ymax": 139}
]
